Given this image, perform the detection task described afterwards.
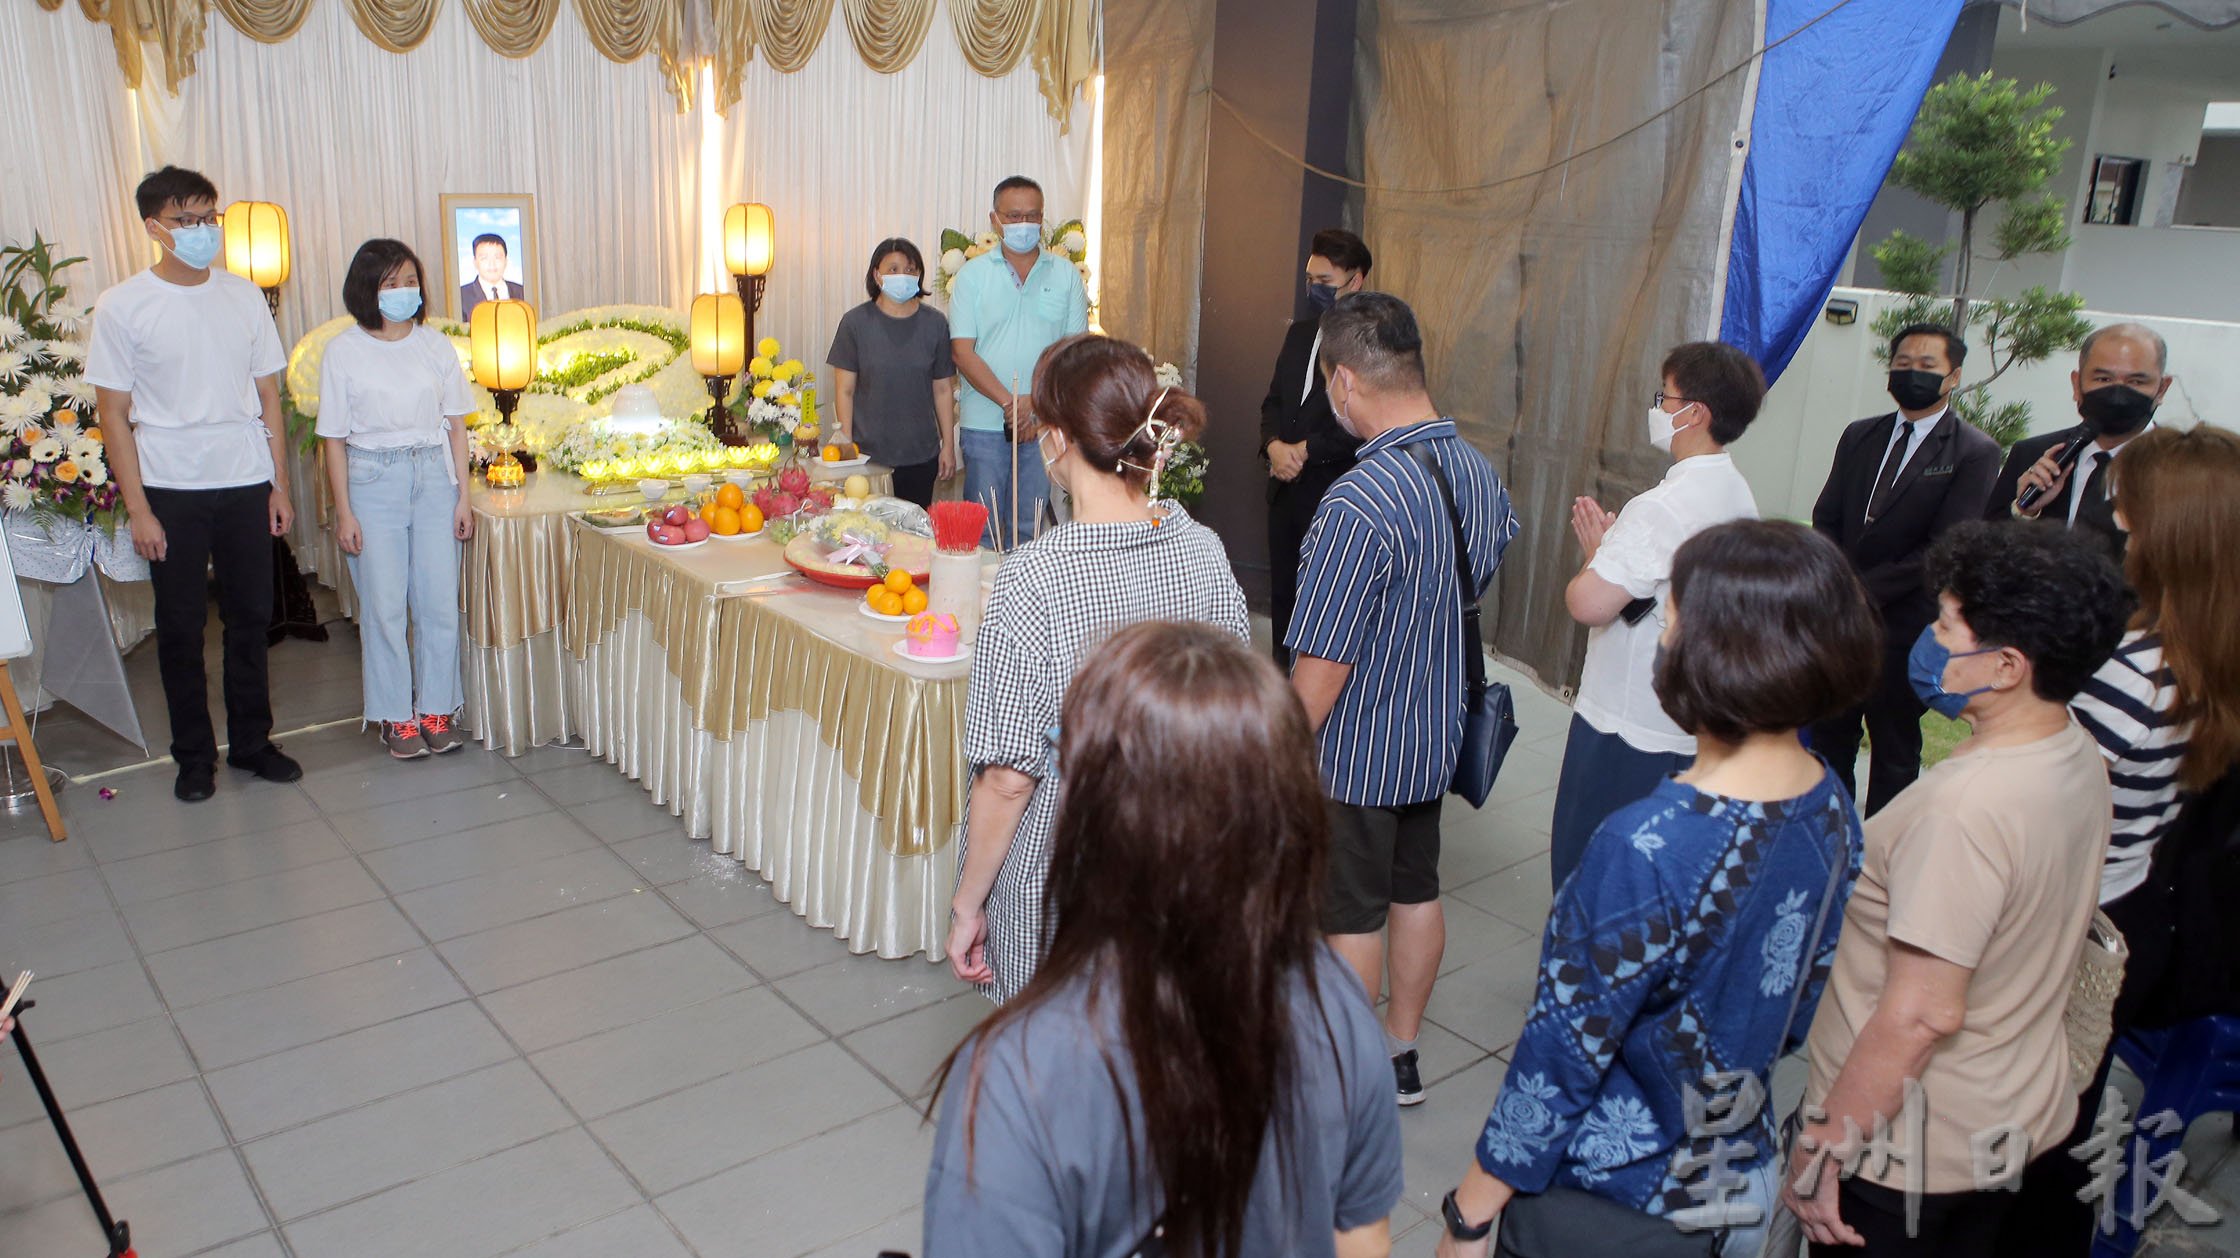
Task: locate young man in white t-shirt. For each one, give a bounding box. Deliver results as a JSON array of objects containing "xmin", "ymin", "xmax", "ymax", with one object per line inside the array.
[
  {"xmin": 84, "ymin": 166, "xmax": 302, "ymax": 802},
  {"xmin": 1547, "ymin": 342, "xmax": 1766, "ymax": 889}
]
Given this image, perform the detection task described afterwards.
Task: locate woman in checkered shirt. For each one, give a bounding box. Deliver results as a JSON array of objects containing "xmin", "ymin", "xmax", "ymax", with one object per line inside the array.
[{"xmin": 946, "ymin": 335, "xmax": 1250, "ymax": 1002}]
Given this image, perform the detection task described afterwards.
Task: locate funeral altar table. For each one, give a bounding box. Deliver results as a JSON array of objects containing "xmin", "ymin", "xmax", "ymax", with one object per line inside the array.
[
  {"xmin": 564, "ymin": 519, "xmax": 977, "ymax": 960},
  {"xmin": 460, "ymin": 463, "xmax": 892, "ymax": 754}
]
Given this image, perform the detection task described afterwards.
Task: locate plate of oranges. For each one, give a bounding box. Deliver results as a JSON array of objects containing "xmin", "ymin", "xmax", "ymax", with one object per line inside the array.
[
  {"xmin": 702, "ymin": 482, "xmax": 766, "ymax": 540},
  {"xmin": 861, "ymin": 568, "xmax": 929, "ymax": 622}
]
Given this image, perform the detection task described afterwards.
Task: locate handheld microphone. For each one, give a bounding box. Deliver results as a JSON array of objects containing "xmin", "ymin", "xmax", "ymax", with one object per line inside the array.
[{"xmin": 2016, "ymin": 429, "xmax": 2096, "ymax": 512}]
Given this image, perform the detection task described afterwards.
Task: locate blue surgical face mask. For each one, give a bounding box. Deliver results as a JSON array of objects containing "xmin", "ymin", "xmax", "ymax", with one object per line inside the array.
[
  {"xmin": 1307, "ymin": 282, "xmax": 1340, "ymax": 313},
  {"xmin": 1001, "ymin": 222, "xmax": 1043, "ymax": 254},
  {"xmin": 879, "ymin": 273, "xmax": 921, "ymax": 303},
  {"xmin": 167, "ymin": 222, "xmax": 223, "ymax": 270},
  {"xmin": 1907, "ymin": 624, "xmax": 2002, "ymax": 720},
  {"xmin": 377, "ymin": 287, "xmax": 423, "ymax": 323}
]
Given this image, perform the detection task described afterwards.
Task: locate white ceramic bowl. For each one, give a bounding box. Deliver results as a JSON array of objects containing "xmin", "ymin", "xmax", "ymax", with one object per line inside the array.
[
  {"xmin": 681, "ymin": 474, "xmax": 713, "ymax": 497},
  {"xmin": 637, "ymin": 478, "xmax": 671, "ymax": 502}
]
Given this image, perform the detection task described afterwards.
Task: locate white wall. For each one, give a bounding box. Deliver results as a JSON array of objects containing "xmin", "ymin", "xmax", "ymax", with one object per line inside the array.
[{"xmin": 1736, "ymin": 286, "xmax": 2240, "ymax": 522}]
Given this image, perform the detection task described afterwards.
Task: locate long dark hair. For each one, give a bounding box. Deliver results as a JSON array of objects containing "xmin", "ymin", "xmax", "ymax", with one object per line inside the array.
[
  {"xmin": 931, "ymin": 621, "xmax": 1332, "ymax": 1257},
  {"xmin": 2115, "ymin": 426, "xmax": 2240, "ymax": 788}
]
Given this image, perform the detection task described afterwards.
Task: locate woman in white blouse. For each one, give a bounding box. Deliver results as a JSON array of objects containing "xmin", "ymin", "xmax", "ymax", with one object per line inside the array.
[{"xmin": 316, "ymin": 240, "xmax": 475, "ymax": 759}]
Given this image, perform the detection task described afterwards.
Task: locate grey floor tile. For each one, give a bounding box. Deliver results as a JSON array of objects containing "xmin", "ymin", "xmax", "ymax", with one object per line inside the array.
[
  {"xmin": 7, "ymin": 957, "xmax": 164, "ymax": 1044},
  {"xmin": 565, "ymin": 791, "xmax": 685, "ymax": 843},
  {"xmin": 801, "ymin": 1206, "xmax": 922, "ymax": 1258},
  {"xmin": 480, "ymin": 935, "xmax": 758, "ymax": 1054},
  {"xmin": 530, "ymin": 986, "xmax": 820, "ymax": 1119},
  {"xmin": 839, "ymin": 993, "xmax": 990, "ymax": 1102},
  {"xmin": 395, "ymin": 846, "xmax": 645, "ymax": 941},
  {"xmin": 0, "ymin": 865, "xmax": 111, "ymax": 931},
  {"xmin": 192, "ymin": 1232, "xmax": 289, "ymax": 1258},
  {"xmin": 297, "ymin": 750, "xmax": 519, "ymax": 815},
  {"xmin": 206, "ymin": 1002, "xmax": 514, "ymax": 1140},
  {"xmin": 594, "ymin": 1042, "xmax": 897, "ymax": 1195},
  {"xmin": 360, "ymin": 812, "xmax": 602, "ymax": 896},
  {"xmin": 527, "ymin": 761, "xmax": 642, "ymax": 808},
  {"xmin": 658, "ymin": 863, "xmax": 786, "ymax": 930},
  {"xmin": 147, "ymin": 900, "xmax": 423, "ymax": 1010},
  {"xmin": 0, "ymin": 1079, "xmax": 229, "ymax": 1213},
  {"xmin": 172, "ymin": 948, "xmax": 468, "ymax": 1070},
  {"xmin": 0, "ymin": 1148, "xmax": 270, "ymax": 1258},
  {"xmin": 502, "ymin": 742, "xmax": 594, "ymax": 776},
  {"xmin": 1422, "ymin": 959, "xmax": 1532, "ymax": 1055},
  {"xmin": 0, "ymin": 1017, "xmax": 198, "ymax": 1129},
  {"xmin": 99, "ymin": 818, "xmax": 351, "ymax": 906},
  {"xmin": 280, "ymin": 1128, "xmax": 639, "ymax": 1258},
  {"xmin": 1434, "ymin": 896, "xmax": 1538, "ymax": 978},
  {"xmin": 1413, "ymin": 1018, "xmax": 1497, "ymax": 1090},
  {"xmin": 0, "ymin": 905, "xmax": 137, "ymax": 980},
  {"xmin": 437, "ymin": 892, "xmax": 696, "ymax": 995},
  {"xmin": 1396, "ymin": 1055, "xmax": 1509, "ymax": 1218},
  {"xmin": 607, "ymin": 832, "xmax": 715, "ymax": 886},
  {"xmin": 655, "ymin": 1104, "xmax": 933, "ymax": 1258},
  {"xmin": 709, "ymin": 909, "xmax": 857, "ymax": 981},
  {"xmin": 327, "ymin": 779, "xmax": 554, "ymax": 852},
  {"xmin": 123, "ymin": 857, "xmax": 388, "ymax": 955},
  {"xmin": 244, "ymin": 1059, "xmax": 572, "ymax": 1221},
  {"xmin": 0, "ymin": 828, "xmax": 93, "ymax": 884},
  {"xmin": 268, "ymin": 723, "xmax": 388, "ymax": 777},
  {"xmin": 78, "ymin": 786, "xmax": 322, "ymax": 862},
  {"xmin": 772, "ymin": 951, "xmax": 969, "ymax": 1038},
  {"xmin": 1449, "ymin": 854, "xmax": 1555, "ymax": 933},
  {"xmin": 503, "ymin": 1204, "xmax": 695, "ymax": 1258}
]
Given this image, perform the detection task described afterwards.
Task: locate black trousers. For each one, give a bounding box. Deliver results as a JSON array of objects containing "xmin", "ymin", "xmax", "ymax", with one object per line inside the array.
[
  {"xmin": 1812, "ymin": 1176, "xmax": 2019, "ymax": 1258},
  {"xmin": 1267, "ymin": 463, "xmax": 1347, "ymax": 666},
  {"xmin": 888, "ymin": 457, "xmax": 939, "ymax": 509},
  {"xmin": 146, "ymin": 484, "xmax": 276, "ymax": 768},
  {"xmin": 1809, "ymin": 623, "xmax": 1922, "ymax": 815}
]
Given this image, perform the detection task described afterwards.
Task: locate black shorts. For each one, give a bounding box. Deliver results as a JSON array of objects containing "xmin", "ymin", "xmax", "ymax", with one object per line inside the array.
[{"xmin": 1322, "ymin": 797, "xmax": 1444, "ymax": 934}]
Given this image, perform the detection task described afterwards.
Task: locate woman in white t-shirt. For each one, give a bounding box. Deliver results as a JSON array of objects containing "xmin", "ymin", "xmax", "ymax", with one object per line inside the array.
[{"xmin": 316, "ymin": 240, "xmax": 475, "ymax": 759}]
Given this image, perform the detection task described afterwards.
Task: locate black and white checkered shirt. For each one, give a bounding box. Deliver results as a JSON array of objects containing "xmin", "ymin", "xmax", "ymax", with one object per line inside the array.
[{"xmin": 960, "ymin": 505, "xmax": 1250, "ymax": 1001}]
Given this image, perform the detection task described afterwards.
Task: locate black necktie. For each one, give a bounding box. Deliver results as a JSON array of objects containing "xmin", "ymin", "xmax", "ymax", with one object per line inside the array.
[
  {"xmin": 1866, "ymin": 420, "xmax": 1915, "ymax": 523},
  {"xmin": 2075, "ymin": 450, "xmax": 2110, "ymax": 526}
]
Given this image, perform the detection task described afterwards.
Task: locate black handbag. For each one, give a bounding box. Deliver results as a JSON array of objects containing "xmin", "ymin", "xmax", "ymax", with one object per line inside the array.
[
  {"xmin": 1406, "ymin": 443, "xmax": 1517, "ymax": 809},
  {"xmin": 1491, "ymin": 826, "xmax": 1849, "ymax": 1257}
]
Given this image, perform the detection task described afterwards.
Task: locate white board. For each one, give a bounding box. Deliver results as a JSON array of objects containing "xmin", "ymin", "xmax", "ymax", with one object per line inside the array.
[{"xmin": 0, "ymin": 537, "xmax": 33, "ymax": 661}]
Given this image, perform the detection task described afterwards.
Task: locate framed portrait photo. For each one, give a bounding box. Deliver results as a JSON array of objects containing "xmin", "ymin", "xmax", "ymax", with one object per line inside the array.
[{"xmin": 440, "ymin": 193, "xmax": 538, "ymax": 320}]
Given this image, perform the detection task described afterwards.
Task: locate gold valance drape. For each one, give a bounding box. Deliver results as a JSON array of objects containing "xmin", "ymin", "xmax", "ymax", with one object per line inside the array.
[
  {"xmin": 572, "ymin": 0, "xmax": 690, "ymax": 100},
  {"xmin": 460, "ymin": 0, "xmax": 559, "ymax": 56},
  {"xmin": 345, "ymin": 0, "xmax": 443, "ymax": 51},
  {"xmin": 838, "ymin": 0, "xmax": 932, "ymax": 73},
  {"xmin": 743, "ymin": 0, "xmax": 831, "ymax": 70},
  {"xmin": 211, "ymin": 0, "xmax": 311, "ymax": 41}
]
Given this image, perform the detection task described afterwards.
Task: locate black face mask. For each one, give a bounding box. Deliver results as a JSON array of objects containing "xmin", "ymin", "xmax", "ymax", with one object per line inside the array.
[
  {"xmin": 1307, "ymin": 282, "xmax": 1340, "ymax": 313},
  {"xmin": 1887, "ymin": 368, "xmax": 1948, "ymax": 412},
  {"xmin": 2079, "ymin": 383, "xmax": 2157, "ymax": 437}
]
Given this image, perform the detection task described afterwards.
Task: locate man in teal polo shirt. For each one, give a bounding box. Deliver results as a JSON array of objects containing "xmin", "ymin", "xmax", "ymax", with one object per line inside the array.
[{"xmin": 950, "ymin": 175, "xmax": 1090, "ymax": 548}]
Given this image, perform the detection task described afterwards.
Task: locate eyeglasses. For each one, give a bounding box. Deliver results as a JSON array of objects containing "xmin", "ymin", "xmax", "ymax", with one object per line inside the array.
[
  {"xmin": 159, "ymin": 211, "xmax": 222, "ymax": 228},
  {"xmin": 1652, "ymin": 391, "xmax": 1694, "ymax": 410},
  {"xmin": 995, "ymin": 210, "xmax": 1044, "ymax": 224}
]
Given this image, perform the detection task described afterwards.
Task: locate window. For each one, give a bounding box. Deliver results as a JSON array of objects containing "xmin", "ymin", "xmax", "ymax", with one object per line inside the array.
[{"xmin": 2085, "ymin": 155, "xmax": 2145, "ymax": 226}]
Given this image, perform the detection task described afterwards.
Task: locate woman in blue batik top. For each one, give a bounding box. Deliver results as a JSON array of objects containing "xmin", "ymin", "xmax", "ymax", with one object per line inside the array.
[{"xmin": 1430, "ymin": 521, "xmax": 1880, "ymax": 1258}]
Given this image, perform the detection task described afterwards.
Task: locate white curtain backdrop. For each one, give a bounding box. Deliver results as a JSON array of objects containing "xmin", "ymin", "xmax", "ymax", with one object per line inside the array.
[
  {"xmin": 1, "ymin": 0, "xmax": 1087, "ymax": 356},
  {"xmin": 715, "ymin": 6, "xmax": 1091, "ymax": 372}
]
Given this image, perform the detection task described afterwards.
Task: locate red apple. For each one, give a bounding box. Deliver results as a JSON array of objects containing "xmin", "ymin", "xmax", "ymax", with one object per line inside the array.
[
  {"xmin": 683, "ymin": 519, "xmax": 710, "ymax": 542},
  {"xmin": 645, "ymin": 520, "xmax": 664, "ymax": 542},
  {"xmin": 663, "ymin": 504, "xmax": 693, "ymax": 528}
]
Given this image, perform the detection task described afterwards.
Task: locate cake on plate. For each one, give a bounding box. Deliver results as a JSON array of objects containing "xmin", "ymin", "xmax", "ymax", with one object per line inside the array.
[{"xmin": 905, "ymin": 612, "xmax": 960, "ymax": 658}]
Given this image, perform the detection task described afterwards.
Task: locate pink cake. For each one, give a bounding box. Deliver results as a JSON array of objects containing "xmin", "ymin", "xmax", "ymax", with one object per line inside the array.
[{"xmin": 905, "ymin": 612, "xmax": 960, "ymax": 658}]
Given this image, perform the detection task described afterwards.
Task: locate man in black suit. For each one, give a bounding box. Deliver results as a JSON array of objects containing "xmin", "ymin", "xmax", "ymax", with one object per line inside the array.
[
  {"xmin": 1262, "ymin": 228, "xmax": 1369, "ymax": 666},
  {"xmin": 1809, "ymin": 322, "xmax": 2000, "ymax": 814},
  {"xmin": 457, "ymin": 232, "xmax": 526, "ymax": 317},
  {"xmin": 1985, "ymin": 322, "xmax": 2172, "ymax": 561}
]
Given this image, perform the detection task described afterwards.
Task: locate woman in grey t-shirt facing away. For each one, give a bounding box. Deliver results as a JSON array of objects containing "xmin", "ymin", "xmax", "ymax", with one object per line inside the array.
[
  {"xmin": 825, "ymin": 238, "xmax": 956, "ymax": 506},
  {"xmin": 924, "ymin": 621, "xmax": 1403, "ymax": 1258}
]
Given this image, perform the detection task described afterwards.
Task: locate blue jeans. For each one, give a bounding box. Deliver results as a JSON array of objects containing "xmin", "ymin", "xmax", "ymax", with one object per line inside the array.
[
  {"xmin": 959, "ymin": 426, "xmax": 1051, "ymax": 549},
  {"xmin": 342, "ymin": 445, "xmax": 462, "ymax": 723}
]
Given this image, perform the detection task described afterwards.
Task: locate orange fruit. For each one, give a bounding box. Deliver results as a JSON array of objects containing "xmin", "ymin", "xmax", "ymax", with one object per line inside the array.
[
  {"xmin": 872, "ymin": 589, "xmax": 902, "ymax": 616},
  {"xmin": 882, "ymin": 569, "xmax": 913, "ymax": 595},
  {"xmin": 709, "ymin": 505, "xmax": 741, "ymax": 536},
  {"xmin": 822, "ymin": 444, "xmax": 842, "ymax": 463},
  {"xmin": 715, "ymin": 482, "xmax": 746, "ymax": 510},
  {"xmin": 739, "ymin": 504, "xmax": 764, "ymax": 533},
  {"xmin": 901, "ymin": 588, "xmax": 928, "ymax": 615}
]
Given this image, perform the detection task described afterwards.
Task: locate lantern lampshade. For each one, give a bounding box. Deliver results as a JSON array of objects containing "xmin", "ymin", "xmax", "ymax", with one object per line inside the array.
[
  {"xmin": 723, "ymin": 203, "xmax": 775, "ymax": 278},
  {"xmin": 222, "ymin": 201, "xmax": 290, "ymax": 289},
  {"xmin": 470, "ymin": 299, "xmax": 538, "ymax": 392},
  {"xmin": 691, "ymin": 292, "xmax": 747, "ymax": 377}
]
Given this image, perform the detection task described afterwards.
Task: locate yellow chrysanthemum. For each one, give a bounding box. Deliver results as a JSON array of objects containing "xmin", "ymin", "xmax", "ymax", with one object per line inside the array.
[
  {"xmin": 747, "ymin": 356, "xmax": 774, "ymax": 379},
  {"xmin": 778, "ymin": 359, "xmax": 804, "ymax": 381},
  {"xmin": 752, "ymin": 380, "xmax": 776, "ymax": 399},
  {"xmin": 54, "ymin": 460, "xmax": 79, "ymax": 483},
  {"xmin": 756, "ymin": 337, "xmax": 780, "ymax": 359}
]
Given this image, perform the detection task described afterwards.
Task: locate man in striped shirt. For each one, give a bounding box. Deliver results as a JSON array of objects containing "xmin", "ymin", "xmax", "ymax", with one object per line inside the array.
[{"xmin": 1287, "ymin": 292, "xmax": 1519, "ymax": 1106}]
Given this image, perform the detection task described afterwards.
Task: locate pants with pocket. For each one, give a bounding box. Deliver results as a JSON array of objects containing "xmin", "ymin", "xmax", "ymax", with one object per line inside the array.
[
  {"xmin": 342, "ymin": 445, "xmax": 462, "ymax": 723},
  {"xmin": 146, "ymin": 483, "xmax": 277, "ymax": 768},
  {"xmin": 960, "ymin": 426, "xmax": 1051, "ymax": 549}
]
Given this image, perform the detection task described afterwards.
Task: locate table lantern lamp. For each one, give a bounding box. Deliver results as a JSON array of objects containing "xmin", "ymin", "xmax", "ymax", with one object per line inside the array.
[
  {"xmin": 691, "ymin": 292, "xmax": 747, "ymax": 443},
  {"xmin": 470, "ymin": 299, "xmax": 538, "ymax": 486},
  {"xmin": 222, "ymin": 200, "xmax": 290, "ymax": 319},
  {"xmin": 722, "ymin": 202, "xmax": 773, "ymax": 365}
]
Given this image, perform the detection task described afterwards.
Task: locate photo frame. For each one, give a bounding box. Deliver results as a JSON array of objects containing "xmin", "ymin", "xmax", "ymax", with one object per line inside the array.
[{"xmin": 439, "ymin": 193, "xmax": 538, "ymax": 320}]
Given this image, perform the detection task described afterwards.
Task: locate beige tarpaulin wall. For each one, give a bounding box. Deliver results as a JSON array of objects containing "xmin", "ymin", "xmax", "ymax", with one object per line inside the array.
[
  {"xmin": 1354, "ymin": 0, "xmax": 1758, "ymax": 690},
  {"xmin": 1098, "ymin": 0, "xmax": 1215, "ymax": 376}
]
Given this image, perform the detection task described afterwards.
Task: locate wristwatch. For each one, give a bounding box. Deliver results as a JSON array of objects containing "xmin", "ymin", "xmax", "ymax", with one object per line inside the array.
[{"xmin": 1441, "ymin": 1189, "xmax": 1496, "ymax": 1242}]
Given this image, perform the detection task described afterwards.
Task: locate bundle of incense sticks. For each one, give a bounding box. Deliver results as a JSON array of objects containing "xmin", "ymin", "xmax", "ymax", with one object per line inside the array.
[{"xmin": 929, "ymin": 500, "xmax": 990, "ymax": 554}]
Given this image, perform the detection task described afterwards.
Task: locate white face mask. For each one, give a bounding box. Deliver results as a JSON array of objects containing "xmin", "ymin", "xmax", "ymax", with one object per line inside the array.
[
  {"xmin": 1646, "ymin": 403, "xmax": 1685, "ymax": 453},
  {"xmin": 1038, "ymin": 429, "xmax": 1068, "ymax": 476}
]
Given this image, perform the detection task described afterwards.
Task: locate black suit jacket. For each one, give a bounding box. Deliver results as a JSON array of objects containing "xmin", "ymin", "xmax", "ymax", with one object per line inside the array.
[
  {"xmin": 458, "ymin": 279, "xmax": 526, "ymax": 318},
  {"xmin": 1985, "ymin": 424, "xmax": 2128, "ymax": 561},
  {"xmin": 1812, "ymin": 408, "xmax": 2001, "ymax": 633},
  {"xmin": 1258, "ymin": 318, "xmax": 1361, "ymax": 470}
]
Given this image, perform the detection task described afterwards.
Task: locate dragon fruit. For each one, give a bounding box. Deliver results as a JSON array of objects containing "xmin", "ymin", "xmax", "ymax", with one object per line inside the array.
[
  {"xmin": 768, "ymin": 491, "xmax": 800, "ymax": 518},
  {"xmin": 777, "ymin": 467, "xmax": 812, "ymax": 495}
]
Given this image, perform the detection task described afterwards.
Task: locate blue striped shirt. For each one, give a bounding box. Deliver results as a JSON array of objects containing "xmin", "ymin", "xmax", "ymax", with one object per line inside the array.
[{"xmin": 1285, "ymin": 419, "xmax": 1519, "ymax": 806}]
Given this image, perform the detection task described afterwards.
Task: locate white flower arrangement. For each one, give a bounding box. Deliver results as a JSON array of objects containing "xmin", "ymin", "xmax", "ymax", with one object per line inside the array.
[
  {"xmin": 1, "ymin": 235, "xmax": 120, "ymax": 522},
  {"xmin": 930, "ymin": 218, "xmax": 1092, "ymax": 303}
]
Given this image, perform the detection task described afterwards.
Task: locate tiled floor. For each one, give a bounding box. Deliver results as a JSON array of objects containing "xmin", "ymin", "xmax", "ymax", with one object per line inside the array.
[{"xmin": 1, "ymin": 615, "xmax": 2232, "ymax": 1256}]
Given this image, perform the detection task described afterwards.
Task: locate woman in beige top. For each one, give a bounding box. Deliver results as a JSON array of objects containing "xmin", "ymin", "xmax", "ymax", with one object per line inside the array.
[{"xmin": 1785, "ymin": 520, "xmax": 2129, "ymax": 1257}]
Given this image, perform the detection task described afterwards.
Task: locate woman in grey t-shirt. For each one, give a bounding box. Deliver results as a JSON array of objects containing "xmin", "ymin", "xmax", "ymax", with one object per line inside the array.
[
  {"xmin": 825, "ymin": 238, "xmax": 956, "ymax": 506},
  {"xmin": 926, "ymin": 622, "xmax": 1403, "ymax": 1258}
]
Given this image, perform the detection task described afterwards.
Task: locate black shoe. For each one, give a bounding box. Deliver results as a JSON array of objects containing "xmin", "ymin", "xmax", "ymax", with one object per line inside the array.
[
  {"xmin": 226, "ymin": 746, "xmax": 303, "ymax": 783},
  {"xmin": 175, "ymin": 762, "xmax": 216, "ymax": 802},
  {"xmin": 1393, "ymin": 1048, "xmax": 1425, "ymax": 1107}
]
